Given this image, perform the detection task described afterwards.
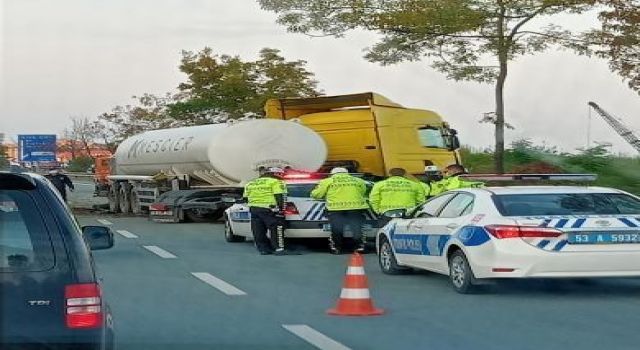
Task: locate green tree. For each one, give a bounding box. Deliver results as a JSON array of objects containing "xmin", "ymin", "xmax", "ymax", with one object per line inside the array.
[
  {"xmin": 258, "ymin": 0, "xmax": 602, "ymax": 173},
  {"xmin": 67, "ymin": 156, "xmax": 94, "ymax": 173},
  {"xmin": 168, "ymin": 47, "xmax": 321, "ymax": 122},
  {"xmin": 589, "ymin": 1, "xmax": 640, "ymax": 94},
  {"xmin": 97, "ymin": 93, "xmax": 177, "ymax": 151}
]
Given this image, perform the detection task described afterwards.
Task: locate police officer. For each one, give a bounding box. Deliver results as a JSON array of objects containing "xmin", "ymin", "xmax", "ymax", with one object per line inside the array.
[
  {"xmin": 369, "ymin": 168, "xmax": 425, "ymax": 227},
  {"xmin": 311, "ymin": 167, "xmax": 369, "ymax": 254},
  {"xmin": 243, "ymin": 167, "xmax": 288, "ymax": 255},
  {"xmin": 46, "ymin": 168, "xmax": 75, "ymax": 202},
  {"xmin": 421, "ymin": 165, "xmax": 445, "ymax": 199},
  {"xmin": 437, "ymin": 164, "xmax": 484, "ymax": 191}
]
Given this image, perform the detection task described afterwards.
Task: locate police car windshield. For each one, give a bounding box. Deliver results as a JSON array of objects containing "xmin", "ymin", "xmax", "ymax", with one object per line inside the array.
[
  {"xmin": 495, "ymin": 193, "xmax": 640, "ymax": 216},
  {"xmin": 286, "ymin": 183, "xmax": 316, "ymax": 198}
]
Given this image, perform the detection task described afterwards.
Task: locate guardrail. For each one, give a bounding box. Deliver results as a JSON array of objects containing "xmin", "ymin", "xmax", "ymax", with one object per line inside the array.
[{"xmin": 66, "ymin": 173, "xmax": 95, "ymax": 181}]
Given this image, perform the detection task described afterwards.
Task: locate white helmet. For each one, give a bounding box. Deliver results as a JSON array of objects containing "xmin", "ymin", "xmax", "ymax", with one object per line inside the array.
[
  {"xmin": 266, "ymin": 167, "xmax": 285, "ymax": 175},
  {"xmin": 425, "ymin": 165, "xmax": 440, "ymax": 173},
  {"xmin": 330, "ymin": 167, "xmax": 349, "ymax": 175}
]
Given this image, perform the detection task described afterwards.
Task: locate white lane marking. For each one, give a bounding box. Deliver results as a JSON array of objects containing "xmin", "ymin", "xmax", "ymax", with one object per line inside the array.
[
  {"xmin": 96, "ymin": 219, "xmax": 112, "ymax": 225},
  {"xmin": 115, "ymin": 230, "xmax": 138, "ymax": 239},
  {"xmin": 282, "ymin": 325, "xmax": 351, "ymax": 350},
  {"xmin": 143, "ymin": 245, "xmax": 177, "ymax": 259},
  {"xmin": 191, "ymin": 272, "xmax": 247, "ymax": 296}
]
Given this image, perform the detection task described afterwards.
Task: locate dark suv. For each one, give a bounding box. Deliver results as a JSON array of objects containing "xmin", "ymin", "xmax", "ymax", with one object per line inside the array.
[{"xmin": 0, "ymin": 172, "xmax": 115, "ymax": 349}]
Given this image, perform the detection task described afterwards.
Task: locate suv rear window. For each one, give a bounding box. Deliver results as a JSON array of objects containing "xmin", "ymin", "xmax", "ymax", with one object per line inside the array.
[
  {"xmin": 495, "ymin": 193, "xmax": 640, "ymax": 216},
  {"xmin": 0, "ymin": 190, "xmax": 55, "ymax": 272}
]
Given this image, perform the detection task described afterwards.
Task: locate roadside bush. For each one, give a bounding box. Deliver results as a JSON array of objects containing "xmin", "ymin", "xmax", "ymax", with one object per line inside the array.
[{"xmin": 67, "ymin": 156, "xmax": 94, "ymax": 172}]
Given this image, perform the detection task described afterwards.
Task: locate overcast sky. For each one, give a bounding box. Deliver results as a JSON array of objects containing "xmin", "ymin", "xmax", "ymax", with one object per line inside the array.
[{"xmin": 1, "ymin": 0, "xmax": 639, "ymax": 154}]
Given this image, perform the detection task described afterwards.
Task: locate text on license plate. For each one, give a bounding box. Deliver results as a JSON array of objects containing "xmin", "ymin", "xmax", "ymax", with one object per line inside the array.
[{"xmin": 569, "ymin": 232, "xmax": 640, "ymax": 244}]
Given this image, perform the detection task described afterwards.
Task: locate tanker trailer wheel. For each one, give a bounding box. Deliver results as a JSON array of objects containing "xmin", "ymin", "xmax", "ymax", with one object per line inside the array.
[
  {"xmin": 118, "ymin": 183, "xmax": 132, "ymax": 214},
  {"xmin": 108, "ymin": 183, "xmax": 120, "ymax": 213},
  {"xmin": 130, "ymin": 189, "xmax": 141, "ymax": 215}
]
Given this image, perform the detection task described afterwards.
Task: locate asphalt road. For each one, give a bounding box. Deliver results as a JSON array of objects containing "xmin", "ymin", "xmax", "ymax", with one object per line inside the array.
[{"xmin": 79, "ymin": 215, "xmax": 640, "ymax": 350}]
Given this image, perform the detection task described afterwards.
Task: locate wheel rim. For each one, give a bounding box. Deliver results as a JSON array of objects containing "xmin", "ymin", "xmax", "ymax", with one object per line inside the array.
[
  {"xmin": 380, "ymin": 242, "xmax": 392, "ymax": 271},
  {"xmin": 450, "ymin": 255, "xmax": 466, "ymax": 288}
]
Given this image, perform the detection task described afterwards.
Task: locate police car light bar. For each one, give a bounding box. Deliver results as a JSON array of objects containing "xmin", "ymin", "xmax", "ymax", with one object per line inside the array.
[{"xmin": 460, "ymin": 173, "xmax": 598, "ymax": 182}]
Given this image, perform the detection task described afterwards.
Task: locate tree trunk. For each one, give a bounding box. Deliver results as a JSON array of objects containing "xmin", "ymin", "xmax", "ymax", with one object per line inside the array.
[
  {"xmin": 494, "ymin": 1, "xmax": 507, "ymax": 174},
  {"xmin": 494, "ymin": 54, "xmax": 507, "ymax": 174}
]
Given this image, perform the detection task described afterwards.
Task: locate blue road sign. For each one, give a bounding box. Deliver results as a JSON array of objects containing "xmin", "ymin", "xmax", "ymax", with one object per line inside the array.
[{"xmin": 18, "ymin": 134, "xmax": 57, "ymax": 162}]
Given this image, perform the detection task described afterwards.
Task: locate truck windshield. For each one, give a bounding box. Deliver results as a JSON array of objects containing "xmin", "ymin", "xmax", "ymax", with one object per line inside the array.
[{"xmin": 418, "ymin": 127, "xmax": 447, "ymax": 148}]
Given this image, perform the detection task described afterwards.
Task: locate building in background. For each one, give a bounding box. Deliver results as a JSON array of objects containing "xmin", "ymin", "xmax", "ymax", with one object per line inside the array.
[{"xmin": 0, "ymin": 133, "xmax": 19, "ymax": 162}]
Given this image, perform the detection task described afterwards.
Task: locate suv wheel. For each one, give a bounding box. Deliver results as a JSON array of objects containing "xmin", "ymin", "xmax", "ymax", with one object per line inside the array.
[
  {"xmin": 108, "ymin": 183, "xmax": 119, "ymax": 213},
  {"xmin": 224, "ymin": 216, "xmax": 245, "ymax": 242},
  {"xmin": 118, "ymin": 184, "xmax": 131, "ymax": 214},
  {"xmin": 448, "ymin": 250, "xmax": 477, "ymax": 294},
  {"xmin": 378, "ymin": 236, "xmax": 407, "ymax": 275}
]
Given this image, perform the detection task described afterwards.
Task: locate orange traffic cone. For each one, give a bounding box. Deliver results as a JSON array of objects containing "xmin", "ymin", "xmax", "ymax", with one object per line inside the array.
[{"xmin": 327, "ymin": 252, "xmax": 384, "ymax": 316}]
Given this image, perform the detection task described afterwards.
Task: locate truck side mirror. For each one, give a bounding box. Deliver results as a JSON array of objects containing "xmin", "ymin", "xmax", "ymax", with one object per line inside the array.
[
  {"xmin": 82, "ymin": 226, "xmax": 114, "ymax": 250},
  {"xmin": 448, "ymin": 134, "xmax": 460, "ymax": 151}
]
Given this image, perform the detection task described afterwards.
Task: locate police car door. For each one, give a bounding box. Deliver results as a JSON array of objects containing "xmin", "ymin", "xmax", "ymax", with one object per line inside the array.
[
  {"xmin": 391, "ymin": 193, "xmax": 456, "ymax": 267},
  {"xmin": 414, "ymin": 192, "xmax": 476, "ymax": 272}
]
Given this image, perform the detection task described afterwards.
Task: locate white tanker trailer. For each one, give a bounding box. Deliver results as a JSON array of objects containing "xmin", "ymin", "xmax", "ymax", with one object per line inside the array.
[{"xmin": 98, "ymin": 119, "xmax": 327, "ymax": 222}]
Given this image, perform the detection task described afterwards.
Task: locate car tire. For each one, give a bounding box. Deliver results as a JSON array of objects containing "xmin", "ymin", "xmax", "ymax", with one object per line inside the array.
[
  {"xmin": 224, "ymin": 215, "xmax": 245, "ymax": 242},
  {"xmin": 184, "ymin": 209, "xmax": 212, "ymax": 223},
  {"xmin": 378, "ymin": 236, "xmax": 407, "ymax": 275},
  {"xmin": 448, "ymin": 249, "xmax": 477, "ymax": 294},
  {"xmin": 108, "ymin": 183, "xmax": 119, "ymax": 213},
  {"xmin": 118, "ymin": 184, "xmax": 131, "ymax": 214},
  {"xmin": 130, "ymin": 190, "xmax": 141, "ymax": 215}
]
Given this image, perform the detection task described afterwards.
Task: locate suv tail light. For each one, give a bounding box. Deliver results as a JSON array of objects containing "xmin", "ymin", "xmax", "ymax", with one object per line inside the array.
[
  {"xmin": 284, "ymin": 202, "xmax": 299, "ymax": 216},
  {"xmin": 150, "ymin": 203, "xmax": 168, "ymax": 211},
  {"xmin": 485, "ymin": 225, "xmax": 562, "ymax": 239},
  {"xmin": 65, "ymin": 283, "xmax": 103, "ymax": 329}
]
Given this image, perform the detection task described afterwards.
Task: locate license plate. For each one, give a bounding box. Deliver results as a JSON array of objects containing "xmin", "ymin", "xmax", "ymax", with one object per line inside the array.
[
  {"xmin": 569, "ymin": 232, "xmax": 640, "ymax": 244},
  {"xmin": 231, "ymin": 212, "xmax": 250, "ymax": 220},
  {"xmin": 322, "ymin": 224, "xmax": 331, "ymax": 232},
  {"xmin": 222, "ymin": 196, "xmax": 236, "ymax": 203},
  {"xmin": 151, "ymin": 210, "xmax": 173, "ymax": 216}
]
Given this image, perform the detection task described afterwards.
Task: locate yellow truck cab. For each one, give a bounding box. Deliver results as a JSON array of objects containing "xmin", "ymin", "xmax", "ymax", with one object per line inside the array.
[{"xmin": 265, "ymin": 92, "xmax": 461, "ymax": 178}]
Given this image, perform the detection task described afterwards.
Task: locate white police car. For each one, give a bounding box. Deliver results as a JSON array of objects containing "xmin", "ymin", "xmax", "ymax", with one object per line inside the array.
[
  {"xmin": 376, "ymin": 186, "xmax": 640, "ymax": 293},
  {"xmin": 224, "ymin": 176, "xmax": 377, "ymax": 242}
]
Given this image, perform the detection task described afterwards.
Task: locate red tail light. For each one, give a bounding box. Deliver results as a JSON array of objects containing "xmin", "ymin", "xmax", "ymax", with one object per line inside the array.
[
  {"xmin": 284, "ymin": 202, "xmax": 299, "ymax": 216},
  {"xmin": 485, "ymin": 225, "xmax": 562, "ymax": 239},
  {"xmin": 150, "ymin": 203, "xmax": 168, "ymax": 211},
  {"xmin": 283, "ymin": 174, "xmax": 312, "ymax": 179},
  {"xmin": 65, "ymin": 283, "xmax": 102, "ymax": 329}
]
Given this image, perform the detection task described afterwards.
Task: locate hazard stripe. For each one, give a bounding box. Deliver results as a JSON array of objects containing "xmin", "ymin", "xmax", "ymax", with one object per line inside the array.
[
  {"xmin": 619, "ymin": 218, "xmax": 639, "ymax": 228},
  {"xmin": 554, "ymin": 219, "xmax": 569, "ymax": 228},
  {"xmin": 312, "ymin": 203, "xmax": 326, "ymax": 221},
  {"xmin": 540, "ymin": 219, "xmax": 552, "ymax": 228},
  {"xmin": 571, "ymin": 218, "xmax": 586, "ymax": 228},
  {"xmin": 537, "ymin": 240, "xmax": 550, "ymax": 249},
  {"xmin": 346, "ymin": 266, "xmax": 365, "ymax": 275},
  {"xmin": 303, "ymin": 203, "xmax": 320, "ymax": 221},
  {"xmin": 553, "ymin": 240, "xmax": 568, "ymax": 251},
  {"xmin": 339, "ymin": 288, "xmax": 370, "ymax": 299}
]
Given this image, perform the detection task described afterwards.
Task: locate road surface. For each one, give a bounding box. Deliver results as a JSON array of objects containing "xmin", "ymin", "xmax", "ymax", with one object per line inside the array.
[{"xmin": 79, "ymin": 215, "xmax": 640, "ymax": 350}]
